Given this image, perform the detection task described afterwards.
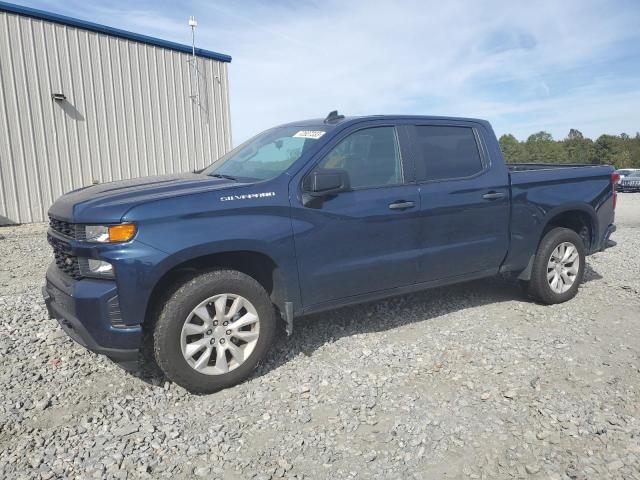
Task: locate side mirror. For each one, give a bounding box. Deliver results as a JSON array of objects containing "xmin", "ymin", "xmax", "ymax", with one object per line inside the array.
[
  {"xmin": 303, "ymin": 169, "xmax": 350, "ymax": 207},
  {"xmin": 306, "ymin": 169, "xmax": 350, "ymax": 196}
]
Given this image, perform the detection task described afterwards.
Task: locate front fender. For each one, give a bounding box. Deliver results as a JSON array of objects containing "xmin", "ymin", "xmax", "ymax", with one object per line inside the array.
[{"xmin": 116, "ymin": 180, "xmax": 300, "ymax": 324}]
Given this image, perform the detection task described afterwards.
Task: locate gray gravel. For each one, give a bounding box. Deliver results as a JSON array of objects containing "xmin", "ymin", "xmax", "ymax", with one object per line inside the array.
[{"xmin": 1, "ymin": 195, "xmax": 639, "ymax": 480}]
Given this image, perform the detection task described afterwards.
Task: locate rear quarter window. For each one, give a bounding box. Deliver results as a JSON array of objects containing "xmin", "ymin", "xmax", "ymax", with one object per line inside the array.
[{"xmin": 413, "ymin": 126, "xmax": 484, "ymax": 181}]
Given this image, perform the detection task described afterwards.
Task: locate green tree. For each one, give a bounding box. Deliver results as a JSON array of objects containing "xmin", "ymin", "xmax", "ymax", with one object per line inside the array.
[
  {"xmin": 567, "ymin": 129, "xmax": 583, "ymax": 141},
  {"xmin": 594, "ymin": 135, "xmax": 632, "ymax": 168},
  {"xmin": 631, "ymin": 133, "xmax": 640, "ymax": 168},
  {"xmin": 563, "ymin": 129, "xmax": 595, "ymax": 164},
  {"xmin": 525, "ymin": 131, "xmax": 566, "ymax": 163},
  {"xmin": 499, "ymin": 134, "xmax": 528, "ymax": 163},
  {"xmin": 498, "ymin": 130, "xmax": 640, "ymax": 167}
]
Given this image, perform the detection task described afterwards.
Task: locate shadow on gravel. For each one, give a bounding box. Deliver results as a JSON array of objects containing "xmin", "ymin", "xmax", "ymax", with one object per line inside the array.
[
  {"xmin": 125, "ymin": 265, "xmax": 603, "ymax": 391},
  {"xmin": 258, "ymin": 264, "xmax": 604, "ymax": 379},
  {"xmin": 256, "ymin": 276, "xmax": 521, "ymax": 378},
  {"xmin": 583, "ymin": 264, "xmax": 603, "ymax": 283}
]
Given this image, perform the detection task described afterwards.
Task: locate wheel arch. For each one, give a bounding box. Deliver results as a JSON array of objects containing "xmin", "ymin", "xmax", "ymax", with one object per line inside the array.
[
  {"xmin": 517, "ymin": 205, "xmax": 597, "ymax": 281},
  {"xmin": 539, "ymin": 205, "xmax": 598, "ymax": 252},
  {"xmin": 144, "ymin": 249, "xmax": 288, "ymax": 326}
]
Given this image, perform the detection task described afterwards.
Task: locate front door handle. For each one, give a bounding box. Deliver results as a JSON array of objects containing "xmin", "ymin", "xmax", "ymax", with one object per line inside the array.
[
  {"xmin": 389, "ymin": 200, "xmax": 415, "ymax": 210},
  {"xmin": 482, "ymin": 191, "xmax": 505, "ymax": 200}
]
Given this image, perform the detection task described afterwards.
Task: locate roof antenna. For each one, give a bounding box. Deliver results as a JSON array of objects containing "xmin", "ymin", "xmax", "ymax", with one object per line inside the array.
[
  {"xmin": 188, "ymin": 16, "xmax": 199, "ymax": 102},
  {"xmin": 324, "ymin": 110, "xmax": 345, "ymax": 124}
]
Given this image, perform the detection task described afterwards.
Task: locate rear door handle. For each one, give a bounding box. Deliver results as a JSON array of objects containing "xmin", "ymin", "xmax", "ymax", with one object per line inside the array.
[
  {"xmin": 482, "ymin": 192, "xmax": 505, "ymax": 200},
  {"xmin": 389, "ymin": 200, "xmax": 415, "ymax": 210}
]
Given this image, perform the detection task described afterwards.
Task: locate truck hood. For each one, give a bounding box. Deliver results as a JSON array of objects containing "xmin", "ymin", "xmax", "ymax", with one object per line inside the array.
[{"xmin": 48, "ymin": 173, "xmax": 242, "ymax": 223}]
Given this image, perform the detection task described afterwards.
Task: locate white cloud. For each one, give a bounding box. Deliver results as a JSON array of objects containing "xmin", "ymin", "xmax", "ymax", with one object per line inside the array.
[
  {"xmin": 196, "ymin": 0, "xmax": 640, "ymax": 142},
  {"xmin": 30, "ymin": 0, "xmax": 640, "ymax": 143}
]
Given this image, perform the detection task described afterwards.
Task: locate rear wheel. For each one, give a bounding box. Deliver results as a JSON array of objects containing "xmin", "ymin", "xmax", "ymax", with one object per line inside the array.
[
  {"xmin": 153, "ymin": 269, "xmax": 275, "ymax": 394},
  {"xmin": 526, "ymin": 227, "xmax": 585, "ymax": 304}
]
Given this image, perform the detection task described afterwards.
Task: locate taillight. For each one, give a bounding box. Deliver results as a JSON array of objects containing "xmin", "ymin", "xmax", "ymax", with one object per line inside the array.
[{"xmin": 611, "ymin": 172, "xmax": 619, "ymax": 209}]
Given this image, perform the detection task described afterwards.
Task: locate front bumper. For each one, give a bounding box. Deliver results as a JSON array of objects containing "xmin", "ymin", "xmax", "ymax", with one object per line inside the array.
[{"xmin": 43, "ymin": 264, "xmax": 141, "ymax": 365}]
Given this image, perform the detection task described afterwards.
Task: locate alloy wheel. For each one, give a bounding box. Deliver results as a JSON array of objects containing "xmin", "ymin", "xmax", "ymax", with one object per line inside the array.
[
  {"xmin": 180, "ymin": 294, "xmax": 260, "ymax": 375},
  {"xmin": 546, "ymin": 242, "xmax": 580, "ymax": 294}
]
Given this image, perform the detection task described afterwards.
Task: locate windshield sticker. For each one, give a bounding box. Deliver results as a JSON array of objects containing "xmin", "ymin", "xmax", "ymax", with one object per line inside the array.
[
  {"xmin": 220, "ymin": 192, "xmax": 276, "ymax": 202},
  {"xmin": 293, "ymin": 130, "xmax": 326, "ymax": 139}
]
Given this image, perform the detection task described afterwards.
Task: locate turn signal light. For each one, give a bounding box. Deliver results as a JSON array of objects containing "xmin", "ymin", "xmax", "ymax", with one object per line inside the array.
[{"xmin": 108, "ymin": 223, "xmax": 137, "ymax": 242}]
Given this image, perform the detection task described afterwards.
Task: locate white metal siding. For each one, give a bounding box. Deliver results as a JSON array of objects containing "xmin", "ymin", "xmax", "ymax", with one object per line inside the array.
[{"xmin": 0, "ymin": 10, "xmax": 232, "ymax": 224}]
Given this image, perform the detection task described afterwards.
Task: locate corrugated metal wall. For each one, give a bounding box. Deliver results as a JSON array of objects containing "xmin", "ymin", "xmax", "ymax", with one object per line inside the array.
[{"xmin": 0, "ymin": 10, "xmax": 232, "ymax": 224}]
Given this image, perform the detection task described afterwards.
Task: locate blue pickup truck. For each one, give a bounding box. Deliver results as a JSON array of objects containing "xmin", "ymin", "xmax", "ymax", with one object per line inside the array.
[{"xmin": 44, "ymin": 112, "xmax": 618, "ymax": 393}]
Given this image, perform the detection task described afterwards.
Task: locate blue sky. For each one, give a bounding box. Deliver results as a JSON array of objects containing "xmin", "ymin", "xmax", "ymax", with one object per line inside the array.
[{"xmin": 15, "ymin": 0, "xmax": 640, "ymax": 144}]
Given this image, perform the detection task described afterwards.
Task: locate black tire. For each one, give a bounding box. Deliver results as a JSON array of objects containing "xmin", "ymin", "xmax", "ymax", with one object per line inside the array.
[
  {"xmin": 153, "ymin": 269, "xmax": 276, "ymax": 394},
  {"xmin": 526, "ymin": 227, "xmax": 586, "ymax": 304}
]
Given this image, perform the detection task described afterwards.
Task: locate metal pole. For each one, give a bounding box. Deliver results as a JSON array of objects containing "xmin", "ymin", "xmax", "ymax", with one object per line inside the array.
[{"xmin": 188, "ymin": 16, "xmax": 198, "ymax": 101}]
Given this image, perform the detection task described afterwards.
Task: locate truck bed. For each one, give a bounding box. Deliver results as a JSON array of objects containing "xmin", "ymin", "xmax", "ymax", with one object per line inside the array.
[{"xmin": 501, "ymin": 161, "xmax": 615, "ymax": 276}]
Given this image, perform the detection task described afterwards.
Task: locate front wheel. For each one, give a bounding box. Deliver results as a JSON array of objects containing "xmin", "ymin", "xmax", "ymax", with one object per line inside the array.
[
  {"xmin": 525, "ymin": 227, "xmax": 586, "ymax": 304},
  {"xmin": 153, "ymin": 269, "xmax": 276, "ymax": 394}
]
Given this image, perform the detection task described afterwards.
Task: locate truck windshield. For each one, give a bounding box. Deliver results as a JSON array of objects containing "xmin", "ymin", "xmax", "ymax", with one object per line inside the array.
[{"xmin": 202, "ymin": 126, "xmax": 327, "ymax": 182}]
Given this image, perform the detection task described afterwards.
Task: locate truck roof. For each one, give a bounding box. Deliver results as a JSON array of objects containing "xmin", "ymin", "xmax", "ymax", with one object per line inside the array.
[{"xmin": 278, "ymin": 114, "xmax": 490, "ymax": 129}]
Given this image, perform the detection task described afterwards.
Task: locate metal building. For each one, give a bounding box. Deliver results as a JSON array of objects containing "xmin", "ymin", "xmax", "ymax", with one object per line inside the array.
[{"xmin": 0, "ymin": 1, "xmax": 232, "ymax": 224}]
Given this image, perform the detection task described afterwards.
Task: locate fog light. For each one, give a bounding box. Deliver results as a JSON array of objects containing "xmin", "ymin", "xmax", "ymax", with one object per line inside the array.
[
  {"xmin": 79, "ymin": 258, "xmax": 114, "ymax": 278},
  {"xmin": 88, "ymin": 259, "xmax": 113, "ymax": 274}
]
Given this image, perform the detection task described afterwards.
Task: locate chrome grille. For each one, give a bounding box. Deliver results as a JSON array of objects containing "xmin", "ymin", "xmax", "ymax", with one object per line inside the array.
[
  {"xmin": 53, "ymin": 246, "xmax": 83, "ymax": 280},
  {"xmin": 49, "ymin": 216, "xmax": 85, "ymax": 240}
]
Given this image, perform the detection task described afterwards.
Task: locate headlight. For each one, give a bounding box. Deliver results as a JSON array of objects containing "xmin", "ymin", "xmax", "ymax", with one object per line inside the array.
[
  {"xmin": 78, "ymin": 258, "xmax": 114, "ymax": 278},
  {"xmin": 85, "ymin": 223, "xmax": 136, "ymax": 243},
  {"xmin": 85, "ymin": 225, "xmax": 109, "ymax": 242}
]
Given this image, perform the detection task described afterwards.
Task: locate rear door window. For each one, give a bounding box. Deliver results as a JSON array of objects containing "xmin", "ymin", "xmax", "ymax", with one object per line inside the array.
[{"xmin": 412, "ymin": 126, "xmax": 484, "ymax": 181}]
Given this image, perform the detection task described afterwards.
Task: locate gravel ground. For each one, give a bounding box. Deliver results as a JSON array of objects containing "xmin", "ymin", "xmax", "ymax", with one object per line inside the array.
[{"xmin": 1, "ymin": 194, "xmax": 639, "ymax": 480}]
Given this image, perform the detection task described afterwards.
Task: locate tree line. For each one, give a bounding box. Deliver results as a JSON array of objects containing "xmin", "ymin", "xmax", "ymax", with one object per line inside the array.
[{"xmin": 499, "ymin": 130, "xmax": 640, "ymax": 168}]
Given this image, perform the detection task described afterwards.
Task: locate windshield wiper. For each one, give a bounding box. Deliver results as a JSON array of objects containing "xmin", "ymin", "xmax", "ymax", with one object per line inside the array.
[{"xmin": 210, "ymin": 173, "xmax": 238, "ymax": 181}]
